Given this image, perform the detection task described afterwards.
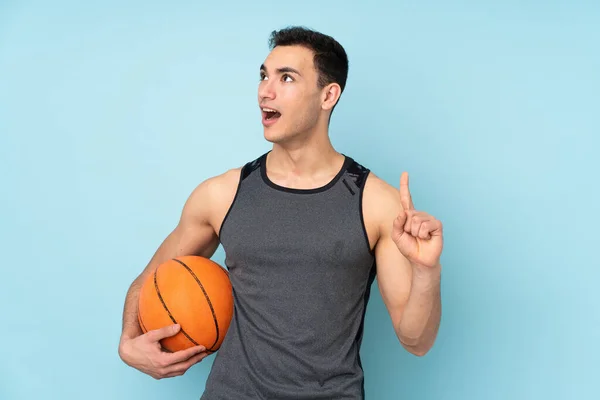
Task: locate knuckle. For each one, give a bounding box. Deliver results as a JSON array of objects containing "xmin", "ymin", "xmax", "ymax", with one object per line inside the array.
[
  {"xmin": 157, "ymin": 358, "xmax": 169, "ymax": 368},
  {"xmin": 154, "ymin": 366, "xmax": 166, "ymax": 377}
]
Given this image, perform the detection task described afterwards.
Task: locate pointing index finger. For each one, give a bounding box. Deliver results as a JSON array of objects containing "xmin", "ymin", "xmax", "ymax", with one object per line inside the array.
[{"xmin": 399, "ymin": 171, "xmax": 414, "ymax": 210}]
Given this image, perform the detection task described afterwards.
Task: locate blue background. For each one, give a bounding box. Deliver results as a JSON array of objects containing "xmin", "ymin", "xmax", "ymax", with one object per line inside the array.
[{"xmin": 1, "ymin": 1, "xmax": 598, "ymax": 399}]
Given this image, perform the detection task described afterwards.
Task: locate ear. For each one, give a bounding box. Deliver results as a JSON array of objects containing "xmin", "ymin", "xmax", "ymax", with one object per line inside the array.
[{"xmin": 321, "ymin": 83, "xmax": 342, "ymax": 111}]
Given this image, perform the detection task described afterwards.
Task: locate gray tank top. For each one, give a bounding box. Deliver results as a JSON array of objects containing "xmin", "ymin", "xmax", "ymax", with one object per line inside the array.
[{"xmin": 201, "ymin": 151, "xmax": 376, "ymax": 399}]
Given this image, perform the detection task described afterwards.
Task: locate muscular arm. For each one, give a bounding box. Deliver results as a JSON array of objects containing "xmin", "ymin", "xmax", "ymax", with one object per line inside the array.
[
  {"xmin": 120, "ymin": 168, "xmax": 240, "ymax": 342},
  {"xmin": 365, "ymin": 175, "xmax": 442, "ymax": 356}
]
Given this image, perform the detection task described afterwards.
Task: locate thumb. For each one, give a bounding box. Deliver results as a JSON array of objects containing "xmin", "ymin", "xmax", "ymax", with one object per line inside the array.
[
  {"xmin": 147, "ymin": 323, "xmax": 180, "ymax": 341},
  {"xmin": 394, "ymin": 209, "xmax": 407, "ymax": 227},
  {"xmin": 393, "ymin": 210, "xmax": 407, "ymax": 239}
]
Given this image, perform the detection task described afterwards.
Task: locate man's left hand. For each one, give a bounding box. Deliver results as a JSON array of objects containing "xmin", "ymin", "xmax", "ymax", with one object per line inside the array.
[{"xmin": 391, "ymin": 172, "xmax": 444, "ymax": 270}]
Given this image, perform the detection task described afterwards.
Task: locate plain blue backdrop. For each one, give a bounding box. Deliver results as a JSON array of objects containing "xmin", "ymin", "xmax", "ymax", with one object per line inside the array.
[{"xmin": 1, "ymin": 1, "xmax": 598, "ymax": 399}]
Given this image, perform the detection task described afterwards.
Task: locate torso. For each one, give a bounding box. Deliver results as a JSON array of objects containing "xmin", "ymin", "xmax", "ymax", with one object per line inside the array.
[
  {"xmin": 207, "ymin": 162, "xmax": 384, "ymax": 254},
  {"xmin": 200, "ymin": 151, "xmax": 387, "ymax": 400}
]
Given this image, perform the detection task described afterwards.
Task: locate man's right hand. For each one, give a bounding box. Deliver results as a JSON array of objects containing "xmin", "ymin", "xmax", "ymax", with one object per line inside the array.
[{"xmin": 118, "ymin": 324, "xmax": 209, "ymax": 380}]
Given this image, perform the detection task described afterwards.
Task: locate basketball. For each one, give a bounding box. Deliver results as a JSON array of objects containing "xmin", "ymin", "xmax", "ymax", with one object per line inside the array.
[{"xmin": 137, "ymin": 255, "xmax": 234, "ymax": 353}]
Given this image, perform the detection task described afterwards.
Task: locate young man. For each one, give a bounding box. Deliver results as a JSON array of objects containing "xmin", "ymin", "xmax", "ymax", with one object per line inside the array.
[{"xmin": 118, "ymin": 26, "xmax": 443, "ymax": 399}]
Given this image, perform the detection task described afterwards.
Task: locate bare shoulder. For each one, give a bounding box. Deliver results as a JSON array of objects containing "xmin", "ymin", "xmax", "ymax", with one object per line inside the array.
[
  {"xmin": 362, "ymin": 172, "xmax": 403, "ymax": 247},
  {"xmin": 198, "ymin": 167, "xmax": 243, "ymax": 202},
  {"xmin": 183, "ymin": 167, "xmax": 242, "ymax": 223},
  {"xmin": 364, "ymin": 172, "xmax": 402, "ymax": 218}
]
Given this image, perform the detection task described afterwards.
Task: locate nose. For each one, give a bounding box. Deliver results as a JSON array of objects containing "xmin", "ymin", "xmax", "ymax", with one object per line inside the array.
[{"xmin": 258, "ymin": 78, "xmax": 276, "ymax": 102}]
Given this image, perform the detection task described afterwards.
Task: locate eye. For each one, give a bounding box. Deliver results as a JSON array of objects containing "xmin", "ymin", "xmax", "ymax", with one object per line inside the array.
[
  {"xmin": 282, "ymin": 74, "xmax": 293, "ymax": 82},
  {"xmin": 260, "ymin": 72, "xmax": 267, "ymax": 81}
]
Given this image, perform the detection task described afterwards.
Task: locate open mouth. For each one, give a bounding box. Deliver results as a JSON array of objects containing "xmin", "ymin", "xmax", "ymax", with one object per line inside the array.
[{"xmin": 262, "ymin": 107, "xmax": 281, "ymax": 122}]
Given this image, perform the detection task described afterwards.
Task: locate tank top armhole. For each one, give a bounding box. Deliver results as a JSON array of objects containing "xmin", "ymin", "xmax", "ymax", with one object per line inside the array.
[
  {"xmin": 346, "ymin": 160, "xmax": 376, "ymax": 257},
  {"xmin": 217, "ymin": 155, "xmax": 263, "ymax": 241},
  {"xmin": 359, "ymin": 171, "xmax": 376, "ymax": 256}
]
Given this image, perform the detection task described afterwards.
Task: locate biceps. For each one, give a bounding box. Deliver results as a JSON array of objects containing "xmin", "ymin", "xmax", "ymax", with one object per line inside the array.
[
  {"xmin": 176, "ymin": 221, "xmax": 220, "ymax": 258},
  {"xmin": 375, "ymin": 235, "xmax": 412, "ymax": 322}
]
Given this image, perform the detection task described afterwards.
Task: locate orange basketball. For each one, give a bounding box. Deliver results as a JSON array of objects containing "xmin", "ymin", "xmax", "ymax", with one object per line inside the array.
[{"xmin": 137, "ymin": 255, "xmax": 233, "ymax": 353}]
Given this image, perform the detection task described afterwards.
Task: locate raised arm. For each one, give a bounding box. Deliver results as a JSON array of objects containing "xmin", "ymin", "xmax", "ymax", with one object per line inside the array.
[
  {"xmin": 365, "ymin": 172, "xmax": 443, "ymax": 356},
  {"xmin": 118, "ymin": 167, "xmax": 240, "ymax": 379}
]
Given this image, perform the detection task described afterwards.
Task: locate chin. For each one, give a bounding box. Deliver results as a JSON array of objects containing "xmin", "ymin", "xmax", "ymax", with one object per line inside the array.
[{"xmin": 263, "ymin": 128, "xmax": 288, "ymax": 144}]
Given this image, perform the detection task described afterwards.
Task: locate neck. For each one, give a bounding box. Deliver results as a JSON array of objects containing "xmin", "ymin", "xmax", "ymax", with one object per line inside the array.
[{"xmin": 266, "ymin": 125, "xmax": 344, "ymax": 180}]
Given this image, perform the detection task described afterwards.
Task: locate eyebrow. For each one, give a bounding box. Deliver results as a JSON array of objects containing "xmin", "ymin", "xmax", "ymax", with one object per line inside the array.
[{"xmin": 260, "ymin": 64, "xmax": 302, "ymax": 76}]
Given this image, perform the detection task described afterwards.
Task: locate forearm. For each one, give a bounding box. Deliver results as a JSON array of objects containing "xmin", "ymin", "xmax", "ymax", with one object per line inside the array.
[
  {"xmin": 119, "ymin": 222, "xmax": 217, "ymax": 345},
  {"xmin": 395, "ymin": 264, "xmax": 442, "ymax": 355},
  {"xmin": 120, "ymin": 231, "xmax": 180, "ymax": 344},
  {"xmin": 121, "ymin": 278, "xmax": 144, "ymax": 341}
]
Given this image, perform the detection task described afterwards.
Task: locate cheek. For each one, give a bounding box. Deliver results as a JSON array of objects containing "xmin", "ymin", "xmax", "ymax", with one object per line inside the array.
[{"xmin": 279, "ymin": 88, "xmax": 320, "ymax": 125}]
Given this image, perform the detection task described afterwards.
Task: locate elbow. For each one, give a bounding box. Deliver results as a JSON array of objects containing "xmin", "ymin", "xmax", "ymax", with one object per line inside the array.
[
  {"xmin": 400, "ymin": 340, "xmax": 432, "ymax": 357},
  {"xmin": 395, "ymin": 319, "xmax": 441, "ymax": 357},
  {"xmin": 407, "ymin": 345, "xmax": 430, "ymax": 357},
  {"xmin": 397, "ymin": 329, "xmax": 436, "ymax": 357}
]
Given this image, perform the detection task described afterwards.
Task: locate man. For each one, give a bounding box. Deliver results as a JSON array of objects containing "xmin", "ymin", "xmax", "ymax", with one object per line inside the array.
[{"xmin": 119, "ymin": 26, "xmax": 443, "ymax": 399}]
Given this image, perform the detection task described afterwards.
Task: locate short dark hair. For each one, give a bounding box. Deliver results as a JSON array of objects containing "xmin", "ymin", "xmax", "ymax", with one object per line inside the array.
[{"xmin": 268, "ymin": 26, "xmax": 349, "ymax": 95}]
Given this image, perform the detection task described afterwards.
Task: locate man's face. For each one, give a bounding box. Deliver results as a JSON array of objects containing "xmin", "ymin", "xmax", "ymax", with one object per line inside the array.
[{"xmin": 258, "ymin": 45, "xmax": 324, "ymax": 144}]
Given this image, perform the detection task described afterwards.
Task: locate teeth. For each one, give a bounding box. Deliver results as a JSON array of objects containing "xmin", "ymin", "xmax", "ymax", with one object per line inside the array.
[{"xmin": 262, "ymin": 108, "xmax": 277, "ymax": 113}]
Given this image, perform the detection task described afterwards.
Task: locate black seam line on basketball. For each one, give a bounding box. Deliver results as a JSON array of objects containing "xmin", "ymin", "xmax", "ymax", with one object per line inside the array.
[
  {"xmin": 138, "ymin": 312, "xmax": 148, "ymax": 333},
  {"xmin": 153, "ymin": 267, "xmax": 199, "ymax": 347},
  {"xmin": 173, "ymin": 258, "xmax": 220, "ymax": 351}
]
